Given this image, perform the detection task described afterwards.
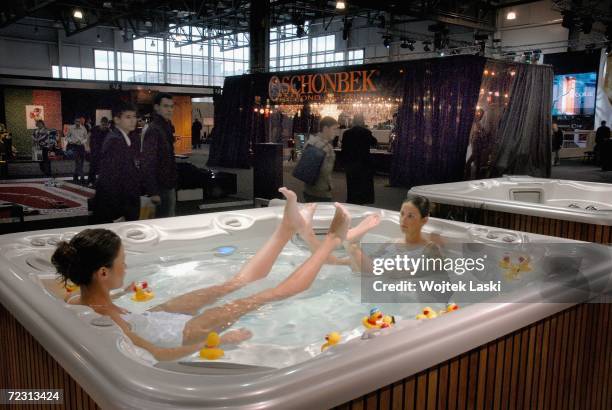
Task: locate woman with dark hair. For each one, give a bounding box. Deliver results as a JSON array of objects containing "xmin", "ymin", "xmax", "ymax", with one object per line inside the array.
[
  {"xmin": 297, "ymin": 195, "xmax": 441, "ymax": 273},
  {"xmin": 52, "ymin": 188, "xmax": 350, "ymax": 361}
]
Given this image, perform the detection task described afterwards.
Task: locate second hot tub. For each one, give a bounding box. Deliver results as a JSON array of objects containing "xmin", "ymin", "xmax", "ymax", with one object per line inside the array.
[{"xmin": 409, "ymin": 176, "xmax": 612, "ymax": 243}]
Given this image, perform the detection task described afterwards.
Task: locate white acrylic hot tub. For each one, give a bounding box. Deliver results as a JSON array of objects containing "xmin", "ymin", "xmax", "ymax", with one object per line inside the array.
[
  {"xmin": 409, "ymin": 176, "xmax": 612, "ymax": 225},
  {"xmin": 0, "ymin": 204, "xmax": 610, "ymax": 409}
]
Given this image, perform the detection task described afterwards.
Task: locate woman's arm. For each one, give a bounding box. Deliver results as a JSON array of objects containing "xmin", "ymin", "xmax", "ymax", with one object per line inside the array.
[{"xmin": 109, "ymin": 312, "xmax": 205, "ymax": 362}]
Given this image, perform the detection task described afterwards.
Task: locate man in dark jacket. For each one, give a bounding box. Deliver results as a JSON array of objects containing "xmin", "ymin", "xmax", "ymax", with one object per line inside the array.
[
  {"xmin": 594, "ymin": 120, "xmax": 610, "ymax": 165},
  {"xmin": 92, "ymin": 102, "xmax": 141, "ymax": 223},
  {"xmin": 551, "ymin": 123, "xmax": 563, "ymax": 166},
  {"xmin": 88, "ymin": 117, "xmax": 110, "ymax": 185},
  {"xmin": 341, "ymin": 113, "xmax": 378, "ymax": 204},
  {"xmin": 141, "ymin": 93, "xmax": 177, "ymax": 218},
  {"xmin": 191, "ymin": 118, "xmax": 202, "ymax": 149}
]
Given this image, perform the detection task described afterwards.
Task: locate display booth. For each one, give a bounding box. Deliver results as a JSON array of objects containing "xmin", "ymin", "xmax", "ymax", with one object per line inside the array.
[{"xmin": 208, "ymin": 56, "xmax": 553, "ymax": 187}]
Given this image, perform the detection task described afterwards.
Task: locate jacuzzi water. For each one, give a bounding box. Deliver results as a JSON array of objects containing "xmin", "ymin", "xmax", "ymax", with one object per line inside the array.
[{"xmin": 42, "ymin": 231, "xmax": 548, "ymax": 369}]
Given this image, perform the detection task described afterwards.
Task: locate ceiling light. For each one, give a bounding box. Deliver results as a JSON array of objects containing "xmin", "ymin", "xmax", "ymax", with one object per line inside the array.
[
  {"xmin": 400, "ymin": 39, "xmax": 415, "ymax": 51},
  {"xmin": 383, "ymin": 35, "xmax": 391, "ymax": 48},
  {"xmin": 73, "ymin": 9, "xmax": 83, "ymax": 19},
  {"xmin": 102, "ymin": 2, "xmax": 112, "ymax": 8},
  {"xmin": 506, "ymin": 11, "xmax": 516, "ymax": 20},
  {"xmin": 144, "ymin": 20, "xmax": 153, "ymax": 28},
  {"xmin": 96, "ymin": 34, "xmax": 102, "ymax": 43},
  {"xmin": 150, "ymin": 40, "xmax": 156, "ymax": 47},
  {"xmin": 423, "ymin": 41, "xmax": 431, "ymax": 52},
  {"xmin": 336, "ymin": 1, "xmax": 346, "ymax": 10}
]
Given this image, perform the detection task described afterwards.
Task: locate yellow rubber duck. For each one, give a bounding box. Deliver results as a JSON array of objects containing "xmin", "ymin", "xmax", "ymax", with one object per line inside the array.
[
  {"xmin": 131, "ymin": 281, "xmax": 154, "ymax": 302},
  {"xmin": 439, "ymin": 303, "xmax": 459, "ymax": 315},
  {"xmin": 362, "ymin": 307, "xmax": 395, "ymax": 329},
  {"xmin": 499, "ymin": 254, "xmax": 512, "ymax": 269},
  {"xmin": 517, "ymin": 256, "xmax": 532, "ymax": 272},
  {"xmin": 321, "ymin": 332, "xmax": 341, "ymax": 352},
  {"xmin": 64, "ymin": 280, "xmax": 79, "ymax": 293},
  {"xmin": 199, "ymin": 332, "xmax": 224, "ymax": 360},
  {"xmin": 416, "ymin": 306, "xmax": 439, "ymax": 320}
]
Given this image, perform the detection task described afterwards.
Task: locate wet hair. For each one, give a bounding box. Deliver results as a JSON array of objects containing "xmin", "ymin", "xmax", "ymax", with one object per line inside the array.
[
  {"xmin": 319, "ymin": 116, "xmax": 338, "ymax": 132},
  {"xmin": 51, "ymin": 229, "xmax": 122, "ymax": 286},
  {"xmin": 154, "ymin": 92, "xmax": 173, "ymax": 105},
  {"xmin": 112, "ymin": 101, "xmax": 136, "ymax": 119},
  {"xmin": 402, "ymin": 195, "xmax": 431, "ymax": 218}
]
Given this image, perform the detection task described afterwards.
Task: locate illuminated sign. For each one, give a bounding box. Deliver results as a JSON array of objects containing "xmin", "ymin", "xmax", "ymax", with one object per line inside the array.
[{"xmin": 268, "ymin": 69, "xmax": 380, "ymax": 102}]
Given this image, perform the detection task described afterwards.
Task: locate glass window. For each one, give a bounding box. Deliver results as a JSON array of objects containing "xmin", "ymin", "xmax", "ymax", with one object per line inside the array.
[
  {"xmin": 120, "ymin": 52, "xmax": 133, "ymax": 70},
  {"xmin": 51, "ymin": 65, "xmax": 59, "ymax": 78},
  {"xmin": 134, "ymin": 38, "xmax": 146, "ymax": 51},
  {"xmin": 146, "ymin": 54, "xmax": 159, "ymax": 72},
  {"xmin": 95, "ymin": 50, "xmax": 108, "ymax": 69},
  {"xmin": 134, "ymin": 53, "xmax": 146, "ymax": 71},
  {"xmin": 181, "ymin": 58, "xmax": 192, "ymax": 74},
  {"xmin": 95, "ymin": 69, "xmax": 109, "ymax": 81},
  {"xmin": 82, "ymin": 68, "xmax": 95, "ymax": 80},
  {"xmin": 66, "ymin": 66, "xmax": 81, "ymax": 79}
]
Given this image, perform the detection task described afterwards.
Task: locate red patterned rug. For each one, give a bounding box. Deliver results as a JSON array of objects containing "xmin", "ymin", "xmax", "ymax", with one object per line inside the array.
[{"xmin": 0, "ymin": 180, "xmax": 93, "ymax": 218}]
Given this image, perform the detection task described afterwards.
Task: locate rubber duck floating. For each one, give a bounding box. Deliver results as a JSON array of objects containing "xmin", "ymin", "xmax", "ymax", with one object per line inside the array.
[
  {"xmin": 499, "ymin": 254, "xmax": 532, "ymax": 280},
  {"xmin": 321, "ymin": 332, "xmax": 341, "ymax": 352},
  {"xmin": 131, "ymin": 281, "xmax": 154, "ymax": 302},
  {"xmin": 416, "ymin": 304, "xmax": 460, "ymax": 320},
  {"xmin": 416, "ymin": 306, "xmax": 438, "ymax": 320},
  {"xmin": 199, "ymin": 332, "xmax": 224, "ymax": 360},
  {"xmin": 362, "ymin": 307, "xmax": 395, "ymax": 329},
  {"xmin": 64, "ymin": 280, "xmax": 79, "ymax": 293}
]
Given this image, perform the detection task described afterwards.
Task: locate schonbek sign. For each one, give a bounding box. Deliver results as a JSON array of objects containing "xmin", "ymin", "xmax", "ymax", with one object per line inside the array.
[{"xmin": 268, "ymin": 69, "xmax": 380, "ymax": 103}]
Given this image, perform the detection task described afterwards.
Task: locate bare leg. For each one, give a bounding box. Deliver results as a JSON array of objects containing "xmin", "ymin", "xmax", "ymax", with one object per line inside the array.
[
  {"xmin": 298, "ymin": 209, "xmax": 380, "ymax": 265},
  {"xmin": 182, "ymin": 203, "xmax": 350, "ymax": 345},
  {"xmin": 151, "ymin": 187, "xmax": 306, "ymax": 315}
]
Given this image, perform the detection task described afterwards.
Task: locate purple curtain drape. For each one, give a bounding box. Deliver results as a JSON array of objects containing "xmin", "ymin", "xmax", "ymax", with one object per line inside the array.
[
  {"xmin": 390, "ymin": 56, "xmax": 486, "ymax": 187},
  {"xmin": 207, "ymin": 74, "xmax": 267, "ymax": 168}
]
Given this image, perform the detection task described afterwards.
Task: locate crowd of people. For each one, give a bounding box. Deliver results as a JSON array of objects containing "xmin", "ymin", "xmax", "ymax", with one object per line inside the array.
[{"xmin": 27, "ymin": 93, "xmax": 180, "ymax": 223}]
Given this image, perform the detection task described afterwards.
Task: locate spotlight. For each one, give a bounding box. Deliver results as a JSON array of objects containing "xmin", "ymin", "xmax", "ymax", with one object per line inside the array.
[
  {"xmin": 96, "ymin": 33, "xmax": 102, "ymax": 43},
  {"xmin": 144, "ymin": 20, "xmax": 153, "ymax": 28},
  {"xmin": 150, "ymin": 40, "xmax": 156, "ymax": 47},
  {"xmin": 423, "ymin": 41, "xmax": 431, "ymax": 52},
  {"xmin": 383, "ymin": 35, "xmax": 392, "ymax": 48},
  {"xmin": 336, "ymin": 0, "xmax": 346, "ymax": 9},
  {"xmin": 506, "ymin": 11, "xmax": 516, "ymax": 20},
  {"xmin": 400, "ymin": 39, "xmax": 415, "ymax": 51},
  {"xmin": 439, "ymin": 50, "xmax": 445, "ymax": 57},
  {"xmin": 73, "ymin": 9, "xmax": 83, "ymax": 19},
  {"xmin": 199, "ymin": 44, "xmax": 204, "ymax": 51}
]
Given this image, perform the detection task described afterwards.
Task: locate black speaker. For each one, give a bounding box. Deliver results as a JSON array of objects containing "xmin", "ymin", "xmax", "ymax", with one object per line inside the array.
[{"xmin": 254, "ymin": 143, "xmax": 283, "ymax": 200}]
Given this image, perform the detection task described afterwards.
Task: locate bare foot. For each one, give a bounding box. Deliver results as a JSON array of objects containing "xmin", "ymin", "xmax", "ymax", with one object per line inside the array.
[
  {"xmin": 298, "ymin": 203, "xmax": 317, "ymax": 237},
  {"xmin": 220, "ymin": 328, "xmax": 253, "ymax": 345},
  {"xmin": 347, "ymin": 213, "xmax": 381, "ymax": 243},
  {"xmin": 329, "ymin": 203, "xmax": 351, "ymax": 241},
  {"xmin": 279, "ymin": 187, "xmax": 306, "ymax": 233}
]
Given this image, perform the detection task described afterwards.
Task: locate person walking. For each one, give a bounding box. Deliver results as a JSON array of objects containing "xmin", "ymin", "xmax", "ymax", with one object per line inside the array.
[
  {"xmin": 594, "ymin": 120, "xmax": 610, "ymax": 165},
  {"xmin": 301, "ymin": 116, "xmax": 338, "ymax": 203},
  {"xmin": 552, "ymin": 123, "xmax": 563, "ymax": 166},
  {"xmin": 92, "ymin": 102, "xmax": 141, "ymax": 223},
  {"xmin": 32, "ymin": 120, "xmax": 52, "ymax": 176},
  {"xmin": 88, "ymin": 117, "xmax": 110, "ymax": 186},
  {"xmin": 66, "ymin": 117, "xmax": 89, "ymax": 184},
  {"xmin": 191, "ymin": 118, "xmax": 202, "ymax": 150},
  {"xmin": 341, "ymin": 113, "xmax": 378, "ymax": 204},
  {"xmin": 141, "ymin": 93, "xmax": 177, "ymax": 218}
]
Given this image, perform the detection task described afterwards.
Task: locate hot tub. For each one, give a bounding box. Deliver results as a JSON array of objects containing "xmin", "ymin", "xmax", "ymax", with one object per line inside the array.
[
  {"xmin": 409, "ymin": 176, "xmax": 612, "ymax": 243},
  {"xmin": 0, "ymin": 205, "xmax": 610, "ymax": 409}
]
